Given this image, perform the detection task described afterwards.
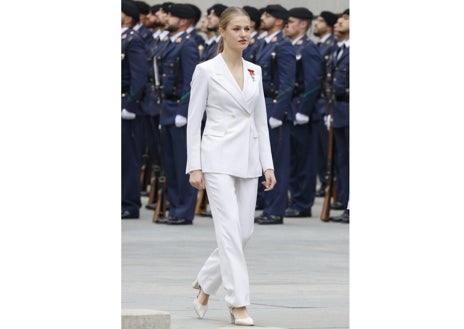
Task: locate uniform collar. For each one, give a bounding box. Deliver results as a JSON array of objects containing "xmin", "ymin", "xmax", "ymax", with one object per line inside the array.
[
  {"xmin": 258, "ymin": 31, "xmax": 268, "ymax": 39},
  {"xmin": 169, "ymin": 30, "xmax": 185, "ymax": 43},
  {"xmin": 319, "ymin": 33, "xmax": 331, "ymax": 43},
  {"xmin": 337, "ymin": 40, "xmax": 350, "ymax": 48},
  {"xmin": 264, "ymin": 30, "xmax": 281, "ymax": 44},
  {"xmin": 152, "ymin": 30, "xmax": 161, "ymax": 39},
  {"xmin": 291, "ymin": 34, "xmax": 305, "ymax": 45},
  {"xmin": 159, "ymin": 30, "xmax": 169, "ymax": 40},
  {"xmin": 121, "ymin": 27, "xmax": 129, "ymax": 34}
]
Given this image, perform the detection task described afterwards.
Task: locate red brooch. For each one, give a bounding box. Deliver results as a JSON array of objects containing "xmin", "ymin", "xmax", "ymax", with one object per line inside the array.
[{"xmin": 248, "ymin": 69, "xmax": 255, "ymax": 82}]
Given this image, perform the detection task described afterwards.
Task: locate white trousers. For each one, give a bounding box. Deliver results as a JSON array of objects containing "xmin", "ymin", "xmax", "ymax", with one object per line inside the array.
[{"xmin": 196, "ymin": 173, "xmax": 258, "ymax": 308}]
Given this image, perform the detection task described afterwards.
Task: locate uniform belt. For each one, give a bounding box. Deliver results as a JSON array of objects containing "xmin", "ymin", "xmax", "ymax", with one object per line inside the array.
[
  {"xmin": 335, "ymin": 94, "xmax": 349, "ymax": 103},
  {"xmin": 164, "ymin": 94, "xmax": 180, "ymax": 101}
]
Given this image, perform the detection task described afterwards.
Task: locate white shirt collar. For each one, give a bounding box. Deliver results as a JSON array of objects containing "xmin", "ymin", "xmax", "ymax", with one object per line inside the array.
[
  {"xmin": 121, "ymin": 27, "xmax": 129, "ymax": 34},
  {"xmin": 169, "ymin": 31, "xmax": 185, "ymax": 43},
  {"xmin": 159, "ymin": 30, "xmax": 169, "ymax": 40},
  {"xmin": 258, "ymin": 31, "xmax": 268, "ymax": 39},
  {"xmin": 153, "ymin": 30, "xmax": 161, "ymax": 39},
  {"xmin": 205, "ymin": 37, "xmax": 215, "ymax": 45},
  {"xmin": 264, "ymin": 30, "xmax": 281, "ymax": 44},
  {"xmin": 291, "ymin": 35, "xmax": 305, "ymax": 45},
  {"xmin": 337, "ymin": 40, "xmax": 350, "ymax": 48},
  {"xmin": 319, "ymin": 33, "xmax": 331, "ymax": 43},
  {"xmin": 133, "ymin": 23, "xmax": 142, "ymax": 31},
  {"xmin": 186, "ymin": 26, "xmax": 194, "ymax": 34}
]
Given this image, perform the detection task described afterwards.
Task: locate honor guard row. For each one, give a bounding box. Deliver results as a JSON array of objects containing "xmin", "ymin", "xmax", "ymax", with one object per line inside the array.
[{"xmin": 121, "ymin": 1, "xmax": 350, "ymax": 225}]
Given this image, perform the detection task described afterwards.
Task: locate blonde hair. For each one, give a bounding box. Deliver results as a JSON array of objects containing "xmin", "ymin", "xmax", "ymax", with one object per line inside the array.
[{"xmin": 217, "ymin": 7, "xmax": 250, "ymax": 53}]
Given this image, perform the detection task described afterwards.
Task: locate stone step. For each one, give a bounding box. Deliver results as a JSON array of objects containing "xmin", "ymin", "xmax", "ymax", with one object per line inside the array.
[{"xmin": 122, "ymin": 309, "xmax": 170, "ymax": 329}]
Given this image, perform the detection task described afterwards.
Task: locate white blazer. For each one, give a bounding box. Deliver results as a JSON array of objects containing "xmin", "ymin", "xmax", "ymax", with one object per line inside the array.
[{"xmin": 186, "ymin": 54, "xmax": 274, "ymax": 178}]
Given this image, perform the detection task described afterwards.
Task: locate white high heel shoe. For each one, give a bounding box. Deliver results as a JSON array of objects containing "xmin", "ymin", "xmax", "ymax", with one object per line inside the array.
[
  {"xmin": 192, "ymin": 280, "xmax": 208, "ymax": 319},
  {"xmin": 230, "ymin": 308, "xmax": 254, "ymax": 326}
]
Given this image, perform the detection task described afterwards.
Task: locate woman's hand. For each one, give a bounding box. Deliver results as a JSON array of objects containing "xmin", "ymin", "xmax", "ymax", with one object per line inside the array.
[
  {"xmin": 189, "ymin": 170, "xmax": 205, "ymax": 190},
  {"xmin": 262, "ymin": 169, "xmax": 276, "ymax": 191}
]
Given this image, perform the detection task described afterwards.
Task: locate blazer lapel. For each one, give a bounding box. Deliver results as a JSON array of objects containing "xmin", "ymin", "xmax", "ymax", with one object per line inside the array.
[
  {"xmin": 242, "ymin": 61, "xmax": 259, "ymax": 111},
  {"xmin": 211, "ymin": 55, "xmax": 250, "ymax": 113}
]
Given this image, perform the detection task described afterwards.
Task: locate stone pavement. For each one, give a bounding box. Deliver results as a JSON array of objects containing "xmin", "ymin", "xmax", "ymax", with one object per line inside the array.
[{"xmin": 122, "ymin": 195, "xmax": 349, "ymax": 329}]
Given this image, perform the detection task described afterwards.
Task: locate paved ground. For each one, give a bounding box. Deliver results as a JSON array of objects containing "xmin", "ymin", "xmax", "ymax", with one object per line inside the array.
[{"xmin": 122, "ymin": 195, "xmax": 349, "ymax": 329}]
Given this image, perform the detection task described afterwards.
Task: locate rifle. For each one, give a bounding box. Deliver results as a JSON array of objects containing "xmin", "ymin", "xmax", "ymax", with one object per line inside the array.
[
  {"xmin": 195, "ymin": 189, "xmax": 209, "ymax": 215},
  {"xmin": 140, "ymin": 153, "xmax": 150, "ymax": 196},
  {"xmin": 152, "ymin": 175, "xmax": 167, "ymax": 223},
  {"xmin": 320, "ymin": 84, "xmax": 336, "ymax": 222},
  {"xmin": 146, "ymin": 165, "xmax": 160, "ymax": 210}
]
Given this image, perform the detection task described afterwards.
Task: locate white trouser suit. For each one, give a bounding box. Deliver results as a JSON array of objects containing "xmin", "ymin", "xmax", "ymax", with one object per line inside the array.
[
  {"xmin": 186, "ymin": 56, "xmax": 274, "ymax": 308},
  {"xmin": 197, "ymin": 174, "xmax": 258, "ymax": 307}
]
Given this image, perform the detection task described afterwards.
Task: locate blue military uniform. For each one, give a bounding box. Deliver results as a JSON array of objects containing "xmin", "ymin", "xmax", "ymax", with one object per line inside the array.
[
  {"xmin": 187, "ymin": 27, "xmax": 205, "ymax": 49},
  {"xmin": 138, "ymin": 30, "xmax": 170, "ymax": 200},
  {"xmin": 186, "ymin": 4, "xmax": 205, "ymax": 52},
  {"xmin": 142, "ymin": 30, "xmax": 171, "ymax": 118},
  {"xmin": 286, "ymin": 33, "xmax": 322, "ymax": 217},
  {"xmin": 135, "ymin": 23, "xmax": 153, "ymax": 43},
  {"xmin": 158, "ymin": 23, "xmax": 199, "ymax": 224},
  {"xmin": 328, "ymin": 40, "xmax": 349, "ymax": 210},
  {"xmin": 121, "ymin": 27, "xmax": 148, "ymax": 218},
  {"xmin": 200, "ymin": 35, "xmax": 220, "ymax": 62},
  {"xmin": 243, "ymin": 32, "xmax": 260, "ymax": 63},
  {"xmin": 254, "ymin": 28, "xmax": 296, "ymax": 223}
]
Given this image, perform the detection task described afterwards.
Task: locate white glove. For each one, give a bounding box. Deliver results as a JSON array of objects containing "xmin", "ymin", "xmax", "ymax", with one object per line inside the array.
[
  {"xmin": 121, "ymin": 108, "xmax": 136, "ymax": 120},
  {"xmin": 175, "ymin": 114, "xmax": 187, "ymax": 127},
  {"xmin": 269, "ymin": 117, "xmax": 283, "ymax": 129},
  {"xmin": 294, "ymin": 112, "xmax": 309, "ymax": 125},
  {"xmin": 324, "ymin": 114, "xmax": 331, "ymax": 131}
]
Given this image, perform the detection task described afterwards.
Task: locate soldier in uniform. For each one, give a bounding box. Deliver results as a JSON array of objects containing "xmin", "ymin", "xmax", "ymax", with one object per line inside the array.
[
  {"xmin": 133, "ymin": 1, "xmax": 153, "ymax": 42},
  {"xmin": 242, "ymin": 6, "xmax": 260, "ymax": 63},
  {"xmin": 284, "ymin": 8, "xmax": 322, "ymax": 218},
  {"xmin": 156, "ymin": 4, "xmax": 200, "ymax": 225},
  {"xmin": 313, "ymin": 11, "xmax": 338, "ymax": 197},
  {"xmin": 200, "ymin": 4, "xmax": 227, "ymax": 62},
  {"xmin": 186, "ymin": 4, "xmax": 206, "ymax": 49},
  {"xmin": 327, "ymin": 9, "xmax": 350, "ymax": 218},
  {"xmin": 254, "ymin": 5, "xmax": 296, "ymax": 225},
  {"xmin": 138, "ymin": 3, "xmax": 168, "ymax": 207},
  {"xmin": 121, "ymin": 1, "xmax": 148, "ymax": 219}
]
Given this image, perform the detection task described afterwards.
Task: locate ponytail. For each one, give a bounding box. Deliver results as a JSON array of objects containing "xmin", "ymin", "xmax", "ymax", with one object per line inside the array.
[{"xmin": 217, "ymin": 37, "xmax": 224, "ymax": 53}]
